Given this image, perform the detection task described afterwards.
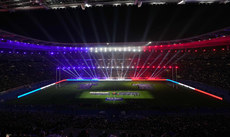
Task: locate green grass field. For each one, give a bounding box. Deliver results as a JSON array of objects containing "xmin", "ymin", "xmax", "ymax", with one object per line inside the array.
[{"xmin": 7, "ymin": 81, "xmax": 228, "ymax": 109}]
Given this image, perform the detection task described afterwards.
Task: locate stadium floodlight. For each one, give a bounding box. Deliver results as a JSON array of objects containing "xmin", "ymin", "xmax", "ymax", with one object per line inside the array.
[
  {"xmin": 95, "ymin": 4, "xmax": 103, "ymax": 7},
  {"xmin": 109, "ymin": 47, "xmax": 112, "ymax": 51},
  {"xmin": 178, "ymin": 0, "xmax": 185, "ymax": 4},
  {"xmin": 113, "ymin": 3, "xmax": 121, "ymax": 6},
  {"xmin": 70, "ymin": 5, "xmax": 78, "ymax": 8},
  {"xmin": 51, "ymin": 7, "xmax": 58, "ymax": 9},
  {"xmin": 150, "ymin": 2, "xmax": 166, "ymax": 5},
  {"xmin": 138, "ymin": 1, "xmax": 142, "ymax": 7},
  {"xmin": 199, "ymin": 1, "xmax": 214, "ymax": 4},
  {"xmin": 147, "ymin": 41, "xmax": 152, "ymax": 45},
  {"xmin": 87, "ymin": 46, "xmax": 144, "ymax": 53},
  {"xmin": 126, "ymin": 2, "xmax": 134, "ymax": 6},
  {"xmin": 85, "ymin": 3, "xmax": 92, "ymax": 7}
]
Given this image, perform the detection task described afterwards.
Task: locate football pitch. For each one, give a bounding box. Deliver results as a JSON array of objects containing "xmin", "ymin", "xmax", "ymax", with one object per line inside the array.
[{"xmin": 7, "ymin": 81, "xmax": 228, "ymax": 109}]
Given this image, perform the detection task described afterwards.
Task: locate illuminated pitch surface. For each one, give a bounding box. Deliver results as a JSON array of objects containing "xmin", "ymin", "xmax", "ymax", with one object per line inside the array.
[{"xmin": 8, "ymin": 82, "xmax": 227, "ymax": 109}]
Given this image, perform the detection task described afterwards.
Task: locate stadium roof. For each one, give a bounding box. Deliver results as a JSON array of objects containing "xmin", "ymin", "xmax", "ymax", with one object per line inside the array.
[
  {"xmin": 0, "ymin": 0, "xmax": 229, "ymax": 12},
  {"xmin": 0, "ymin": 27, "xmax": 230, "ymax": 47}
]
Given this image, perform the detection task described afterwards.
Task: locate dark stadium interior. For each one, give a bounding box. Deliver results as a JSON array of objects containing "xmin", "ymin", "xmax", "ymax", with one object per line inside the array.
[{"xmin": 1, "ymin": 1, "xmax": 230, "ymax": 137}]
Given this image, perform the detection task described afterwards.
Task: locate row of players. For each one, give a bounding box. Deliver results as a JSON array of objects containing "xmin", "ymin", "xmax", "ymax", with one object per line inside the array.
[{"xmin": 90, "ymin": 92, "xmax": 140, "ymax": 96}]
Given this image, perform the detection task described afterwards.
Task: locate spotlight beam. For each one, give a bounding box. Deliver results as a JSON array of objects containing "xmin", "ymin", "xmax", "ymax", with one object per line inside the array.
[
  {"xmin": 91, "ymin": 54, "xmax": 107, "ymax": 78},
  {"xmin": 66, "ymin": 11, "xmax": 86, "ymax": 43},
  {"xmin": 141, "ymin": 10, "xmax": 155, "ymax": 42},
  {"xmin": 121, "ymin": 52, "xmax": 126, "ymax": 79},
  {"xmin": 73, "ymin": 11, "xmax": 88, "ymax": 44},
  {"xmin": 124, "ymin": 8, "xmax": 131, "ymax": 42},
  {"xmin": 55, "ymin": 13, "xmax": 76, "ymax": 43},
  {"xmin": 154, "ymin": 53, "xmax": 187, "ymax": 78},
  {"xmin": 110, "ymin": 52, "xmax": 114, "ymax": 78},
  {"xmin": 50, "ymin": 54, "xmax": 80, "ymax": 77},
  {"xmin": 81, "ymin": 67, "xmax": 94, "ymax": 78},
  {"xmin": 152, "ymin": 51, "xmax": 181, "ymax": 78},
  {"xmin": 100, "ymin": 52, "xmax": 110, "ymax": 78},
  {"xmin": 60, "ymin": 52, "xmax": 81, "ymax": 77},
  {"xmin": 66, "ymin": 68, "xmax": 80, "ymax": 78},
  {"xmin": 78, "ymin": 50, "xmax": 95, "ymax": 78},
  {"xmin": 28, "ymin": 15, "xmax": 55, "ymax": 42},
  {"xmin": 66, "ymin": 54, "xmax": 82, "ymax": 77},
  {"xmin": 122, "ymin": 53, "xmax": 137, "ymax": 78},
  {"xmin": 99, "ymin": 8, "xmax": 111, "ymax": 42},
  {"xmin": 88, "ymin": 10, "xmax": 101, "ymax": 42},
  {"xmin": 62, "ymin": 51, "xmax": 92, "ymax": 78},
  {"xmin": 175, "ymin": 10, "xmax": 201, "ymax": 40},
  {"xmin": 87, "ymin": 52, "xmax": 97, "ymax": 78},
  {"xmin": 133, "ymin": 53, "xmax": 142, "ymax": 77},
  {"xmin": 136, "ymin": 50, "xmax": 154, "ymax": 77},
  {"xmin": 72, "ymin": 67, "xmax": 82, "ymax": 78},
  {"xmin": 150, "ymin": 50, "xmax": 171, "ymax": 78},
  {"xmin": 138, "ymin": 53, "xmax": 162, "ymax": 78},
  {"xmin": 62, "ymin": 69, "xmax": 78, "ymax": 78},
  {"xmin": 113, "ymin": 56, "xmax": 120, "ymax": 78},
  {"xmin": 112, "ymin": 8, "xmax": 119, "ymax": 43}
]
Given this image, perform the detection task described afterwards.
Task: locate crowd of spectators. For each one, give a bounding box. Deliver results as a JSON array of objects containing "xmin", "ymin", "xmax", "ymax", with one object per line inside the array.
[
  {"xmin": 0, "ymin": 47, "xmax": 230, "ymax": 137},
  {"xmin": 0, "ymin": 111, "xmax": 230, "ymax": 137},
  {"xmin": 0, "ymin": 54, "xmax": 55, "ymax": 92},
  {"xmin": 177, "ymin": 48, "xmax": 230, "ymax": 91},
  {"xmin": 0, "ymin": 46, "xmax": 229, "ymax": 93}
]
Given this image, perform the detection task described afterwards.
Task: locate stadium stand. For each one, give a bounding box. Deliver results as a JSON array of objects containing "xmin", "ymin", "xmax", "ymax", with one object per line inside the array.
[{"xmin": 0, "ymin": 111, "xmax": 230, "ymax": 137}]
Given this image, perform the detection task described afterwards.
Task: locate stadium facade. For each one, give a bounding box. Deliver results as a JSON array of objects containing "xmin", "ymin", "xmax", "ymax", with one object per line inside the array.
[
  {"xmin": 0, "ymin": 28, "xmax": 230, "ymax": 102},
  {"xmin": 0, "ymin": 28, "xmax": 230, "ymax": 79},
  {"xmin": 0, "ymin": 0, "xmax": 230, "ymax": 12}
]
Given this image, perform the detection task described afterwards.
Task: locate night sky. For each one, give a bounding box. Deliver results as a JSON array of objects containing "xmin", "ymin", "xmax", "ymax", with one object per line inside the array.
[{"xmin": 0, "ymin": 4, "xmax": 230, "ymax": 43}]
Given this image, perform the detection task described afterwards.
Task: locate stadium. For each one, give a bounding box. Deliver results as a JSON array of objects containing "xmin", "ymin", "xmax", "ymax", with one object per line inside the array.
[{"xmin": 1, "ymin": 1, "xmax": 230, "ymax": 137}]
